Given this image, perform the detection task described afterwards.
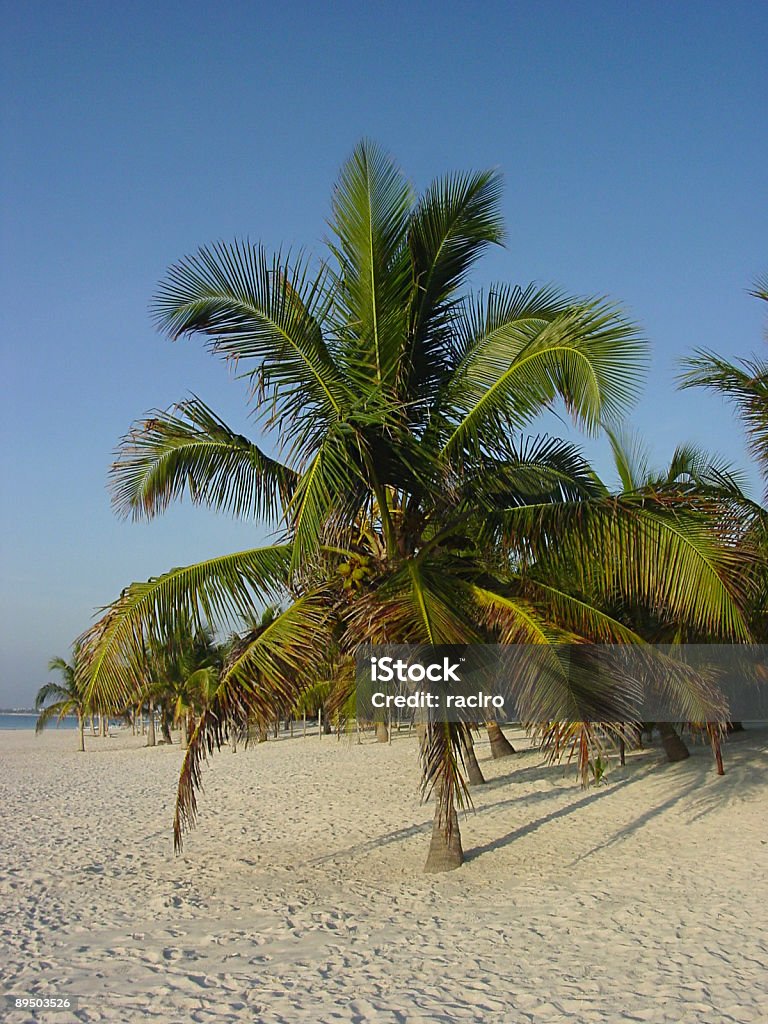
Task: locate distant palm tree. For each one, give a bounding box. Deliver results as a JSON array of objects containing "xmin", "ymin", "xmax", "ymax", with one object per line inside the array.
[
  {"xmin": 680, "ymin": 275, "xmax": 768, "ymax": 641},
  {"xmin": 142, "ymin": 620, "xmax": 223, "ymax": 744},
  {"xmin": 35, "ymin": 649, "xmax": 89, "ymax": 751},
  {"xmin": 80, "ymin": 142, "xmax": 750, "ymax": 871},
  {"xmin": 680, "ymin": 276, "xmax": 768, "ymax": 496}
]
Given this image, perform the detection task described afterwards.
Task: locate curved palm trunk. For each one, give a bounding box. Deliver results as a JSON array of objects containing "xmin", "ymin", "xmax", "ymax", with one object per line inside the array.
[
  {"xmin": 462, "ymin": 734, "xmax": 485, "ymax": 785},
  {"xmin": 486, "ymin": 721, "xmax": 515, "ymax": 758},
  {"xmin": 424, "ymin": 781, "xmax": 464, "ymax": 873},
  {"xmin": 658, "ymin": 723, "xmax": 689, "ymax": 762}
]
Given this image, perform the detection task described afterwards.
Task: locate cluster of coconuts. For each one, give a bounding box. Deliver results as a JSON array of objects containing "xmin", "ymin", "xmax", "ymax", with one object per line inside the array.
[{"xmin": 337, "ymin": 554, "xmax": 373, "ymax": 591}]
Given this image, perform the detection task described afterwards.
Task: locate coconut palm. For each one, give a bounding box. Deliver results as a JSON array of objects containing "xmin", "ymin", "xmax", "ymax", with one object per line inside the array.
[
  {"xmin": 680, "ymin": 276, "xmax": 768, "ymax": 641},
  {"xmin": 35, "ymin": 649, "xmax": 89, "ymax": 751},
  {"xmin": 79, "ymin": 141, "xmax": 750, "ymax": 871},
  {"xmin": 141, "ymin": 619, "xmax": 223, "ymax": 744},
  {"xmin": 602, "ymin": 431, "xmax": 756, "ymax": 764},
  {"xmin": 680, "ymin": 275, "xmax": 768, "ymax": 495}
]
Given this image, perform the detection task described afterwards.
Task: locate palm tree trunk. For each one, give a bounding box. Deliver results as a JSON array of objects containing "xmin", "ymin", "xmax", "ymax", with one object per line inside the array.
[
  {"xmin": 463, "ymin": 734, "xmax": 485, "ymax": 785},
  {"xmin": 710, "ymin": 727, "xmax": 725, "ymax": 775},
  {"xmin": 160, "ymin": 708, "xmax": 172, "ymax": 744},
  {"xmin": 658, "ymin": 723, "xmax": 689, "ymax": 762},
  {"xmin": 424, "ymin": 781, "xmax": 464, "ymax": 873},
  {"xmin": 146, "ymin": 700, "xmax": 156, "ymax": 747},
  {"xmin": 376, "ymin": 721, "xmax": 389, "ymax": 743},
  {"xmin": 77, "ymin": 712, "xmax": 85, "ymax": 753},
  {"xmin": 486, "ymin": 721, "xmax": 515, "ymax": 758}
]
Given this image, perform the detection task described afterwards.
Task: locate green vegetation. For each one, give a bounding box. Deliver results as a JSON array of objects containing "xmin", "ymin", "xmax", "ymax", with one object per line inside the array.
[
  {"xmin": 35, "ymin": 649, "xmax": 89, "ymax": 751},
  {"xmin": 70, "ymin": 143, "xmax": 765, "ymax": 872}
]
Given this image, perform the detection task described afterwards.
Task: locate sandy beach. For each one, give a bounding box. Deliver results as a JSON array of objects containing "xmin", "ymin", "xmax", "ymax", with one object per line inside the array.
[{"xmin": 1, "ymin": 726, "xmax": 766, "ymax": 1023}]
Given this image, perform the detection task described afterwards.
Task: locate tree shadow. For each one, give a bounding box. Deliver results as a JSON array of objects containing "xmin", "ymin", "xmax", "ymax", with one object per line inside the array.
[{"xmin": 465, "ymin": 775, "xmax": 639, "ymax": 861}]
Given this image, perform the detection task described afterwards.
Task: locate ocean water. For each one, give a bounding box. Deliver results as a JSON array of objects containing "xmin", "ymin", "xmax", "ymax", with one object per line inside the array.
[{"xmin": 0, "ymin": 713, "xmax": 78, "ymax": 730}]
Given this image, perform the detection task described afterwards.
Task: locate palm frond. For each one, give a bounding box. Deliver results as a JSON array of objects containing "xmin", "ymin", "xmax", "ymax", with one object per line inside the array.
[
  {"xmin": 174, "ymin": 594, "xmax": 332, "ymax": 850},
  {"xmin": 152, "ymin": 242, "xmax": 347, "ymax": 430},
  {"xmin": 34, "ymin": 682, "xmax": 72, "ymax": 709},
  {"xmin": 405, "ymin": 169, "xmax": 504, "ymax": 392},
  {"xmin": 110, "ymin": 396, "xmax": 297, "ymax": 521},
  {"xmin": 78, "ymin": 545, "xmax": 293, "ymax": 709},
  {"xmin": 35, "ymin": 700, "xmax": 76, "ymax": 733},
  {"xmin": 329, "ymin": 139, "xmax": 414, "ymax": 386},
  {"xmin": 679, "ymin": 351, "xmax": 768, "ymax": 496},
  {"xmin": 442, "ymin": 292, "xmax": 646, "ymax": 456},
  {"xmin": 606, "ymin": 425, "xmax": 652, "ymax": 492},
  {"xmin": 501, "ymin": 498, "xmax": 751, "ymax": 640}
]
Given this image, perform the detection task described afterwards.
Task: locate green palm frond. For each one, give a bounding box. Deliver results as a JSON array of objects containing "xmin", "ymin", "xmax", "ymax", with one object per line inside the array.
[
  {"xmin": 750, "ymin": 273, "xmax": 768, "ymax": 341},
  {"xmin": 152, "ymin": 242, "xmax": 347, "ymax": 432},
  {"xmin": 78, "ymin": 545, "xmax": 293, "ymax": 709},
  {"xmin": 470, "ymin": 584, "xmax": 562, "ymax": 645},
  {"xmin": 463, "ymin": 435, "xmax": 604, "ymax": 517},
  {"xmin": 220, "ymin": 591, "xmax": 332, "ymax": 710},
  {"xmin": 110, "ymin": 396, "xmax": 297, "ymax": 521},
  {"xmin": 606, "ymin": 426, "xmax": 652, "ymax": 492},
  {"xmin": 517, "ymin": 581, "xmax": 645, "ymax": 644},
  {"xmin": 344, "ymin": 560, "xmax": 479, "ymax": 646},
  {"xmin": 750, "ymin": 273, "xmax": 768, "ymax": 303},
  {"xmin": 503, "ymin": 497, "xmax": 751, "ymax": 640},
  {"xmin": 680, "ymin": 351, "xmax": 768, "ymax": 496},
  {"xmin": 174, "ymin": 594, "xmax": 332, "ymax": 850},
  {"xmin": 442, "ymin": 292, "xmax": 645, "ymax": 456},
  {"xmin": 286, "ymin": 433, "xmax": 370, "ymax": 568},
  {"xmin": 328, "ymin": 139, "xmax": 414, "ymax": 387},
  {"xmin": 405, "ymin": 169, "xmax": 504, "ymax": 391},
  {"xmin": 34, "ymin": 681, "xmax": 72, "ymax": 709},
  {"xmin": 35, "ymin": 700, "xmax": 76, "ymax": 734}
]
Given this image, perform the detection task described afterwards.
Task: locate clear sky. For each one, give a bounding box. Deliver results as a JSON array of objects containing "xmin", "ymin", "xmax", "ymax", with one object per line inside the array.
[{"xmin": 1, "ymin": 1, "xmax": 766, "ymax": 705}]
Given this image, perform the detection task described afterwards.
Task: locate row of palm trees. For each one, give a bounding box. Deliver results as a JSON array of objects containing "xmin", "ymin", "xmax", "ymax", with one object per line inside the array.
[{"xmin": 35, "ymin": 142, "xmax": 766, "ymax": 871}]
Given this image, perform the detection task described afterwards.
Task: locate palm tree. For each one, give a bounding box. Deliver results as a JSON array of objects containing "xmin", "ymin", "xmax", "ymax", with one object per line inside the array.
[
  {"xmin": 679, "ymin": 274, "xmax": 768, "ymax": 642},
  {"xmin": 601, "ymin": 430, "xmax": 756, "ymax": 764},
  {"xmin": 679, "ymin": 275, "xmax": 768, "ymax": 495},
  {"xmin": 141, "ymin": 619, "xmax": 223, "ymax": 744},
  {"xmin": 35, "ymin": 649, "xmax": 89, "ymax": 751},
  {"xmin": 79, "ymin": 141, "xmax": 749, "ymax": 871}
]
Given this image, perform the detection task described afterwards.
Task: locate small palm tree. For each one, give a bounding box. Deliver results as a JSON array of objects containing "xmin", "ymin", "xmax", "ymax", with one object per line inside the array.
[
  {"xmin": 142, "ymin": 620, "xmax": 223, "ymax": 744},
  {"xmin": 35, "ymin": 649, "xmax": 89, "ymax": 751},
  {"xmin": 680, "ymin": 275, "xmax": 768, "ymax": 495}
]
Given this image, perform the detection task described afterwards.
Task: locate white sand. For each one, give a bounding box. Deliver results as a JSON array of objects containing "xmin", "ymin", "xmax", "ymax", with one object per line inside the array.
[{"xmin": 1, "ymin": 724, "xmax": 766, "ymax": 1023}]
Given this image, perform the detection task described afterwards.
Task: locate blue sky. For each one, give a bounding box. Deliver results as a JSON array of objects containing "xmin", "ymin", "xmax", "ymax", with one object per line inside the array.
[{"xmin": 1, "ymin": 1, "xmax": 766, "ymax": 704}]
